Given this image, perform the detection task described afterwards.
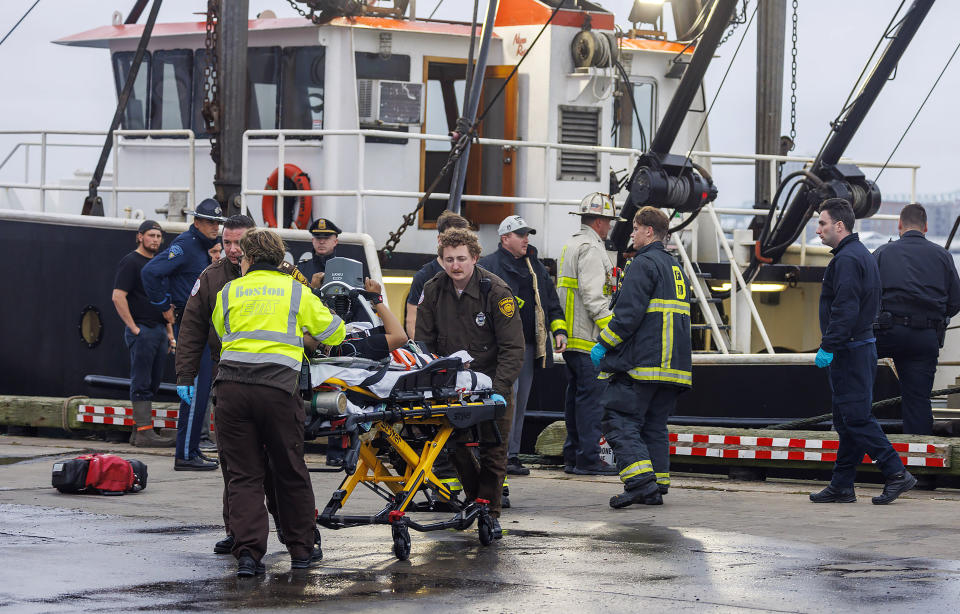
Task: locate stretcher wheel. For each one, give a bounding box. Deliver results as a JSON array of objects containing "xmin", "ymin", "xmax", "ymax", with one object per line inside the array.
[
  {"xmin": 392, "ymin": 525, "xmax": 411, "ymax": 561},
  {"xmin": 477, "ymin": 515, "xmax": 495, "ymax": 546}
]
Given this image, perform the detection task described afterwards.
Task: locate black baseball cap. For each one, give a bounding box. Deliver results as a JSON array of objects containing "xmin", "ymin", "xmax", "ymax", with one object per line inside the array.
[
  {"xmin": 138, "ymin": 220, "xmax": 162, "ymax": 234},
  {"xmin": 309, "ymin": 218, "xmax": 342, "ymax": 236}
]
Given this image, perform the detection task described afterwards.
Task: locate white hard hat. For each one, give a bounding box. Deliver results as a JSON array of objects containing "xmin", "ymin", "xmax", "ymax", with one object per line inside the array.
[
  {"xmin": 498, "ymin": 215, "xmax": 536, "ymax": 236},
  {"xmin": 570, "ymin": 192, "xmax": 620, "ymax": 219}
]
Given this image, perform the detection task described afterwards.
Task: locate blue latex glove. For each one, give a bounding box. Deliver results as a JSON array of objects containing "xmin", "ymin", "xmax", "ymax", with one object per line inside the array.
[
  {"xmin": 490, "ymin": 393, "xmax": 506, "ymax": 406},
  {"xmin": 815, "ymin": 348, "xmax": 834, "ymax": 369},
  {"xmin": 177, "ymin": 385, "xmax": 195, "ymax": 405},
  {"xmin": 590, "ymin": 343, "xmax": 607, "ymax": 368}
]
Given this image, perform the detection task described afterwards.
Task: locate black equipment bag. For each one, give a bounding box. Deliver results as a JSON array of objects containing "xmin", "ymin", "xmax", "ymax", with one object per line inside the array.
[
  {"xmin": 128, "ymin": 459, "xmax": 148, "ymax": 493},
  {"xmin": 51, "ymin": 459, "xmax": 89, "ymax": 494}
]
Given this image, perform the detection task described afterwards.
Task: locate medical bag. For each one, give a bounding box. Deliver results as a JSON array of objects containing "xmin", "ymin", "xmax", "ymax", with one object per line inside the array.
[{"xmin": 52, "ymin": 453, "xmax": 147, "ymax": 495}]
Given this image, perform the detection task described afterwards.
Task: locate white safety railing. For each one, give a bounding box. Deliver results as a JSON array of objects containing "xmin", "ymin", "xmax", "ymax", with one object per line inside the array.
[{"xmin": 0, "ymin": 129, "xmax": 196, "ymax": 215}]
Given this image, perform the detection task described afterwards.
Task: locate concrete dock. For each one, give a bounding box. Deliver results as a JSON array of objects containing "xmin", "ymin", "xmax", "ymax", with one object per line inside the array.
[{"xmin": 2, "ymin": 434, "xmax": 960, "ymax": 613}]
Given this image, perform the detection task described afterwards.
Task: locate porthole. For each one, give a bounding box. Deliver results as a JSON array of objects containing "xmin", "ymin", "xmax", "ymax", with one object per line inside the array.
[{"xmin": 79, "ymin": 305, "xmax": 103, "ymax": 349}]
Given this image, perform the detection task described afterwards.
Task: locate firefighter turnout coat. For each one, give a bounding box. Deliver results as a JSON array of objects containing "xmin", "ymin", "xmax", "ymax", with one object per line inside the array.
[
  {"xmin": 557, "ymin": 224, "xmax": 615, "ymax": 353},
  {"xmin": 596, "ymin": 241, "xmax": 692, "ymax": 388},
  {"xmin": 212, "ymin": 264, "xmax": 346, "ymax": 395}
]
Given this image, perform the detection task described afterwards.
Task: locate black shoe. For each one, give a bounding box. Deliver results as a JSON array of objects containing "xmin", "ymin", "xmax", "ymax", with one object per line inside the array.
[
  {"xmin": 198, "ymin": 437, "xmax": 217, "ymax": 452},
  {"xmin": 658, "ymin": 485, "xmax": 669, "ymax": 495},
  {"xmin": 196, "ymin": 452, "xmax": 219, "ymax": 464},
  {"xmin": 809, "ymin": 485, "xmax": 856, "ymax": 503},
  {"xmin": 491, "ymin": 518, "xmax": 503, "ymax": 540},
  {"xmin": 573, "ymin": 462, "xmax": 618, "ymax": 476},
  {"xmin": 236, "ymin": 553, "xmax": 265, "ymax": 578},
  {"xmin": 609, "ymin": 486, "xmax": 662, "ymax": 508},
  {"xmin": 291, "ymin": 544, "xmax": 323, "ymax": 569},
  {"xmin": 563, "ymin": 465, "xmax": 575, "ymax": 474},
  {"xmin": 214, "ymin": 535, "xmax": 234, "ymax": 555},
  {"xmin": 325, "ymin": 456, "xmax": 344, "ymax": 468},
  {"xmin": 174, "ymin": 456, "xmax": 218, "ymax": 471},
  {"xmin": 506, "ymin": 458, "xmax": 530, "ymax": 476},
  {"xmin": 872, "ymin": 471, "xmax": 917, "ymax": 505}
]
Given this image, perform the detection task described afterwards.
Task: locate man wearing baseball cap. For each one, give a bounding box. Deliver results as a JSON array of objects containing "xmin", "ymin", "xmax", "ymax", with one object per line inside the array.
[
  {"xmin": 141, "ymin": 197, "xmax": 224, "ymax": 469},
  {"xmin": 480, "ymin": 215, "xmax": 567, "ymax": 476},
  {"xmin": 112, "ymin": 220, "xmax": 176, "ymax": 447},
  {"xmin": 557, "ymin": 193, "xmax": 621, "ymax": 476}
]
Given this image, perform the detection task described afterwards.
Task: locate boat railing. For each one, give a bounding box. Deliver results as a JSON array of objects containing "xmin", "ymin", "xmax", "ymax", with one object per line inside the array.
[{"xmin": 0, "ymin": 129, "xmax": 196, "ymax": 216}]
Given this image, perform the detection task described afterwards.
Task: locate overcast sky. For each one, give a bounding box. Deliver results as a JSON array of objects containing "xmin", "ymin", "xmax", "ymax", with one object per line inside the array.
[{"xmin": 1, "ymin": 0, "xmax": 958, "ymax": 209}]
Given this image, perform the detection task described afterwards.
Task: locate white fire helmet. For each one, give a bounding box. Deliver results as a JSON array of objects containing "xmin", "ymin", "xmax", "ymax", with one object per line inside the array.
[{"xmin": 570, "ymin": 192, "xmax": 621, "ymax": 220}]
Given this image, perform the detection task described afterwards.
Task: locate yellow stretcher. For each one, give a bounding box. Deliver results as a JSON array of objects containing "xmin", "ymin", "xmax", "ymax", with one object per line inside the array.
[{"xmin": 303, "ymin": 356, "xmax": 505, "ymax": 560}]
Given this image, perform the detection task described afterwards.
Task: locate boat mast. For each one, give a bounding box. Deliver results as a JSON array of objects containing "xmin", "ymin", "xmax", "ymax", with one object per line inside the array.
[
  {"xmin": 215, "ymin": 0, "xmax": 249, "ymax": 216},
  {"xmin": 754, "ymin": 0, "xmax": 786, "ymax": 210}
]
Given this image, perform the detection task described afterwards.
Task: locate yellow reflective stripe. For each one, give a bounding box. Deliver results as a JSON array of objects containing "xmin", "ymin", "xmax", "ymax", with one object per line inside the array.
[
  {"xmin": 550, "ymin": 319, "xmax": 566, "ymax": 333},
  {"xmin": 595, "ymin": 314, "xmax": 612, "ymax": 329},
  {"xmin": 625, "ymin": 367, "xmax": 692, "ymax": 385},
  {"xmin": 619, "ymin": 460, "xmax": 653, "ymax": 481},
  {"xmin": 557, "ymin": 277, "xmax": 579, "ymax": 289},
  {"xmin": 599, "ymin": 327, "xmax": 622, "ymax": 347},
  {"xmin": 661, "ymin": 312, "xmax": 670, "ymax": 369},
  {"xmin": 655, "ymin": 472, "xmax": 670, "ymax": 485},
  {"xmin": 648, "ymin": 298, "xmax": 690, "ymax": 314},
  {"xmin": 439, "ymin": 478, "xmax": 462, "ymax": 491},
  {"xmin": 567, "ymin": 337, "xmax": 595, "ymax": 351}
]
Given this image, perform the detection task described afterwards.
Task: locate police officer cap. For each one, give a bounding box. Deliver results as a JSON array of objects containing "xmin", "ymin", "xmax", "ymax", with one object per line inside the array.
[
  {"xmin": 571, "ymin": 192, "xmax": 621, "ymax": 220},
  {"xmin": 309, "ymin": 218, "xmax": 342, "ymax": 236},
  {"xmin": 187, "ymin": 198, "xmax": 226, "ymax": 222},
  {"xmin": 138, "ymin": 220, "xmax": 162, "ymax": 234}
]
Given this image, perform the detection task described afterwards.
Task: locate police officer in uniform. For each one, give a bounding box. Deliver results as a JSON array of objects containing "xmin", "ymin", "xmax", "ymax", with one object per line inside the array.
[
  {"xmin": 557, "ymin": 193, "xmax": 620, "ymax": 476},
  {"xmin": 416, "ymin": 227, "xmax": 525, "ymax": 537},
  {"xmin": 297, "ymin": 218, "xmax": 343, "ymax": 288},
  {"xmin": 212, "ymin": 228, "xmax": 346, "ymax": 577},
  {"xmin": 141, "ymin": 198, "xmax": 224, "ymax": 470},
  {"xmin": 810, "ymin": 198, "xmax": 916, "ymax": 505},
  {"xmin": 591, "ymin": 207, "xmax": 691, "ymax": 508},
  {"xmin": 874, "ymin": 203, "xmax": 960, "ymax": 443}
]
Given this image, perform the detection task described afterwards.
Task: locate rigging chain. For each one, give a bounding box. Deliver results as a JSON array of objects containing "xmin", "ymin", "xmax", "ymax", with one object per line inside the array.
[
  {"xmin": 717, "ymin": 0, "xmax": 748, "ymax": 47},
  {"xmin": 201, "ymin": 0, "xmax": 221, "ymax": 167},
  {"xmin": 285, "ymin": 0, "xmax": 364, "ymax": 25},
  {"xmin": 789, "ymin": 0, "xmax": 798, "ymax": 147}
]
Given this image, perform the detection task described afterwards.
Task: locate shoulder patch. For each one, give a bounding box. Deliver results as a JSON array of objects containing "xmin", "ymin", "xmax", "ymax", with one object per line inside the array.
[
  {"xmin": 168, "ymin": 244, "xmax": 183, "ymax": 260},
  {"xmin": 190, "ymin": 278, "xmax": 201, "ymax": 297},
  {"xmin": 498, "ymin": 297, "xmax": 516, "ymax": 318},
  {"xmin": 417, "ymin": 291, "xmax": 424, "ymax": 305}
]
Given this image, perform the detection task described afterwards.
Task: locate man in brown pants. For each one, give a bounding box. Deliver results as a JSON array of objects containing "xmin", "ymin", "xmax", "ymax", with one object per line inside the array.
[
  {"xmin": 211, "ymin": 228, "xmax": 346, "ymax": 577},
  {"xmin": 415, "ymin": 228, "xmax": 524, "ymax": 537}
]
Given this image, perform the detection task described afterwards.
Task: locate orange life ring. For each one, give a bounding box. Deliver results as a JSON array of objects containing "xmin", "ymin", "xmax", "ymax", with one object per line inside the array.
[{"xmin": 262, "ymin": 164, "xmax": 313, "ymax": 229}]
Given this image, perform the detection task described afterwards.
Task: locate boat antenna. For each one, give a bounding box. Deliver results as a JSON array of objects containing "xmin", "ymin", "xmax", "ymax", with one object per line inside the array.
[{"xmin": 0, "ymin": 0, "xmax": 41, "ymax": 48}]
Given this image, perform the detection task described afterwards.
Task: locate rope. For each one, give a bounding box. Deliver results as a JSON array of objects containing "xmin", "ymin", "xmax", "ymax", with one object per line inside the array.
[
  {"xmin": 769, "ymin": 385, "xmax": 960, "ymax": 431},
  {"xmin": 61, "ymin": 395, "xmax": 87, "ymax": 433},
  {"xmin": 0, "ymin": 0, "xmax": 40, "ymax": 47},
  {"xmin": 874, "ymin": 35, "xmax": 960, "ymax": 183}
]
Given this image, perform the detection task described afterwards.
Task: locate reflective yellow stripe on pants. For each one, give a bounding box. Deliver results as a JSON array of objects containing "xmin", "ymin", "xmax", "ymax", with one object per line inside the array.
[{"xmin": 619, "ymin": 459, "xmax": 653, "ymax": 482}]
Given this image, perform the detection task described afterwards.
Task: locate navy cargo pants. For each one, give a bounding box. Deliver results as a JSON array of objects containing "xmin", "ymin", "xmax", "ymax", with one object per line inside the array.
[
  {"xmin": 174, "ymin": 322, "xmax": 213, "ymax": 461},
  {"xmin": 828, "ymin": 341, "xmax": 905, "ymax": 489},
  {"xmin": 877, "ymin": 325, "xmax": 940, "ymax": 435},
  {"xmin": 601, "ymin": 376, "xmax": 678, "ymax": 492},
  {"xmin": 562, "ymin": 351, "xmax": 605, "ymax": 469}
]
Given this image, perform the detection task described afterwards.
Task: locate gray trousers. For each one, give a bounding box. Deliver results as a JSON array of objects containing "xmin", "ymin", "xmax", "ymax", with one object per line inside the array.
[{"xmin": 508, "ymin": 344, "xmax": 537, "ymax": 458}]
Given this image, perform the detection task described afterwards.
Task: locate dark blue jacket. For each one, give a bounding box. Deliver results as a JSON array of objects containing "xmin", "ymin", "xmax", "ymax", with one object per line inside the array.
[
  {"xmin": 819, "ymin": 233, "xmax": 880, "ymax": 352},
  {"xmin": 480, "ymin": 244, "xmax": 566, "ymax": 367},
  {"xmin": 596, "ymin": 241, "xmax": 692, "ymax": 388},
  {"xmin": 873, "ymin": 230, "xmax": 960, "ymax": 321},
  {"xmin": 141, "ymin": 225, "xmax": 216, "ymax": 311}
]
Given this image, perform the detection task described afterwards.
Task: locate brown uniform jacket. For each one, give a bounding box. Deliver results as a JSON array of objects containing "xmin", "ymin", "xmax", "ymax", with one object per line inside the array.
[
  {"xmin": 175, "ymin": 258, "xmax": 309, "ymax": 386},
  {"xmin": 415, "ymin": 265, "xmax": 524, "ymax": 396}
]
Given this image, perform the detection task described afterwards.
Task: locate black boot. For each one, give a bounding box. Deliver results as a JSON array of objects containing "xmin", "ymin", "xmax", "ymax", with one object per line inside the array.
[
  {"xmin": 809, "ymin": 485, "xmax": 856, "ymax": 503},
  {"xmin": 872, "ymin": 471, "xmax": 917, "ymax": 505},
  {"xmin": 214, "ymin": 535, "xmax": 234, "ymax": 554},
  {"xmin": 236, "ymin": 552, "xmax": 265, "ymax": 578},
  {"xmin": 291, "ymin": 544, "xmax": 323, "ymax": 569},
  {"xmin": 609, "ymin": 484, "xmax": 662, "ymax": 509}
]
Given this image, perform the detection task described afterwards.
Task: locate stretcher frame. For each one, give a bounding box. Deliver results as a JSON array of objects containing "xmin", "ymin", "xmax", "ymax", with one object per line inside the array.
[{"xmin": 306, "ymin": 383, "xmax": 504, "ymax": 560}]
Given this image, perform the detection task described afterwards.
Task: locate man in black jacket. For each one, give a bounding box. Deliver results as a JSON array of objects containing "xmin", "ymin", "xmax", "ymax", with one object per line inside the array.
[
  {"xmin": 592, "ymin": 207, "xmax": 691, "ymax": 508},
  {"xmin": 810, "ymin": 198, "xmax": 915, "ymax": 505},
  {"xmin": 874, "ymin": 203, "xmax": 960, "ymax": 441},
  {"xmin": 480, "ymin": 215, "xmax": 567, "ymax": 475}
]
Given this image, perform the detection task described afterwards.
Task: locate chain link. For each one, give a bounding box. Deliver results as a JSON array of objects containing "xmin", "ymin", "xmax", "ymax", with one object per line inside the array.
[
  {"xmin": 201, "ymin": 0, "xmax": 221, "ymax": 166},
  {"xmin": 789, "ymin": 0, "xmax": 798, "ymax": 146},
  {"xmin": 718, "ymin": 0, "xmax": 748, "ymax": 47},
  {"xmin": 285, "ymin": 0, "xmax": 364, "ymax": 25}
]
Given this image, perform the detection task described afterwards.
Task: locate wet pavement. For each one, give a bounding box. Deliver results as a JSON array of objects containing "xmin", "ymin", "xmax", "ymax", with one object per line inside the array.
[{"xmin": 2, "ymin": 436, "xmax": 960, "ymax": 612}]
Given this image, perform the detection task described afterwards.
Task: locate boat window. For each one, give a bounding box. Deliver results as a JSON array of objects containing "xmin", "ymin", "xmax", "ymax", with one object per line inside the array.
[
  {"xmin": 355, "ymin": 52, "xmax": 411, "ymax": 144},
  {"xmin": 248, "ymin": 47, "xmax": 281, "ymax": 130},
  {"xmin": 191, "ymin": 49, "xmax": 214, "ymax": 139},
  {"xmin": 616, "ymin": 78, "xmax": 657, "ymax": 152},
  {"xmin": 150, "ymin": 50, "xmax": 193, "ymax": 132},
  {"xmin": 421, "ymin": 61, "xmax": 467, "ymax": 226},
  {"xmin": 281, "ymin": 46, "xmax": 325, "ymax": 134},
  {"xmin": 111, "ymin": 51, "xmax": 151, "ymax": 131}
]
